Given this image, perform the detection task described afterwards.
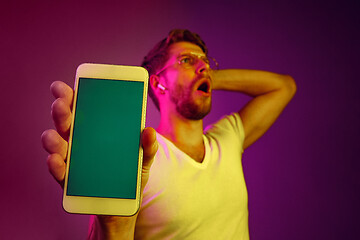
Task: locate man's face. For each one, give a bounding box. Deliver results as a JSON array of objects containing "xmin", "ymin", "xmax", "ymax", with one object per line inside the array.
[{"xmin": 159, "ymin": 42, "xmax": 212, "ymax": 120}]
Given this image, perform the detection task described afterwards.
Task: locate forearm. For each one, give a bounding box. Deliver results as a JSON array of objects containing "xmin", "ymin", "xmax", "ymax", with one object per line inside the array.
[
  {"xmin": 211, "ymin": 69, "xmax": 297, "ymax": 149},
  {"xmin": 211, "ymin": 69, "xmax": 296, "ymax": 97},
  {"xmin": 87, "ymin": 215, "xmax": 138, "ymax": 240}
]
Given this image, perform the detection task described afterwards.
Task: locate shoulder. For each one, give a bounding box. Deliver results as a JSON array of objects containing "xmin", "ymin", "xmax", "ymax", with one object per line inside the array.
[
  {"xmin": 204, "ymin": 112, "xmax": 245, "ymax": 144},
  {"xmin": 205, "ymin": 112, "xmax": 245, "ymax": 135}
]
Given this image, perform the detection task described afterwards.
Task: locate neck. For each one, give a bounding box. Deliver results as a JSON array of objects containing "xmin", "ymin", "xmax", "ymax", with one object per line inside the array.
[
  {"xmin": 156, "ymin": 113, "xmax": 204, "ymax": 147},
  {"xmin": 156, "ymin": 104, "xmax": 207, "ymax": 163}
]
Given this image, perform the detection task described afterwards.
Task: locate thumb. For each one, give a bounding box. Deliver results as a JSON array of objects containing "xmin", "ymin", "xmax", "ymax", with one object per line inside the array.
[{"xmin": 140, "ymin": 127, "xmax": 158, "ymax": 189}]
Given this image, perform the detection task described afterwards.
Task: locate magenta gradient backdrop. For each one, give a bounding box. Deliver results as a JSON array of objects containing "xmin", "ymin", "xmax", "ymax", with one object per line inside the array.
[{"xmin": 1, "ymin": 0, "xmax": 359, "ymax": 239}]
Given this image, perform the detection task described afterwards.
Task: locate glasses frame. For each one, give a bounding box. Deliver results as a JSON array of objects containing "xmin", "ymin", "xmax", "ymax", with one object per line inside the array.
[{"xmin": 155, "ymin": 53, "xmax": 219, "ymax": 76}]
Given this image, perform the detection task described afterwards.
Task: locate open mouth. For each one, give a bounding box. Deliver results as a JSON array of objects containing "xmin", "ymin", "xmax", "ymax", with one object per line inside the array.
[
  {"xmin": 196, "ymin": 79, "xmax": 211, "ymax": 94},
  {"xmin": 198, "ymin": 82, "xmax": 209, "ymax": 93}
]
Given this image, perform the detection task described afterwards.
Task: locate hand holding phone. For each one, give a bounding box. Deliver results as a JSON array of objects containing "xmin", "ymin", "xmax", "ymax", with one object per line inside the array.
[{"xmin": 41, "ymin": 64, "xmax": 158, "ymax": 217}]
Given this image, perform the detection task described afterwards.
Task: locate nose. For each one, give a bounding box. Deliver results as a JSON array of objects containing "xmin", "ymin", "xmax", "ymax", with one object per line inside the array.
[{"xmin": 196, "ymin": 58, "xmax": 210, "ymax": 74}]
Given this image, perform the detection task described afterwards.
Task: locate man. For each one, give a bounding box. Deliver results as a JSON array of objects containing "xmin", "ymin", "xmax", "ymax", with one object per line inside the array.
[{"xmin": 42, "ymin": 29, "xmax": 296, "ymax": 239}]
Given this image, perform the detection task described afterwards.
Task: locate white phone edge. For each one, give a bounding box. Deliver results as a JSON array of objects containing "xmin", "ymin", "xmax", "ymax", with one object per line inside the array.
[{"xmin": 62, "ymin": 63, "xmax": 149, "ymax": 216}]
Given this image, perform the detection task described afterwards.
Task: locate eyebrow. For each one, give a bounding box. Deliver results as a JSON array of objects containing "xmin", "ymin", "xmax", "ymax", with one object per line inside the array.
[{"xmin": 178, "ymin": 52, "xmax": 207, "ymax": 57}]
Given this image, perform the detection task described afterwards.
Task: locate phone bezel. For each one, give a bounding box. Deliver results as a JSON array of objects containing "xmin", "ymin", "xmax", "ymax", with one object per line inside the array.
[{"xmin": 62, "ymin": 63, "xmax": 148, "ymax": 216}]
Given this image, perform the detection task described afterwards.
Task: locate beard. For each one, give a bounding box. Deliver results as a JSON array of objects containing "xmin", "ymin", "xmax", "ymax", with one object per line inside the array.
[{"xmin": 169, "ymin": 78, "xmax": 212, "ymax": 120}]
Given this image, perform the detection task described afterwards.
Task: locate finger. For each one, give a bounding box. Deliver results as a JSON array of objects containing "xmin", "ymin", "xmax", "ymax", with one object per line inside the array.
[
  {"xmin": 51, "ymin": 98, "xmax": 72, "ymax": 139},
  {"xmin": 41, "ymin": 129, "xmax": 68, "ymax": 159},
  {"xmin": 141, "ymin": 127, "xmax": 158, "ymax": 171},
  {"xmin": 46, "ymin": 153, "xmax": 66, "ymax": 187},
  {"xmin": 140, "ymin": 127, "xmax": 158, "ymax": 191},
  {"xmin": 50, "ymin": 81, "xmax": 74, "ymax": 107}
]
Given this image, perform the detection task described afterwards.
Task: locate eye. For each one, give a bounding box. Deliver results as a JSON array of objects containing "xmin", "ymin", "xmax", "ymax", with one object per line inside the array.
[{"xmin": 179, "ymin": 56, "xmax": 193, "ymax": 65}]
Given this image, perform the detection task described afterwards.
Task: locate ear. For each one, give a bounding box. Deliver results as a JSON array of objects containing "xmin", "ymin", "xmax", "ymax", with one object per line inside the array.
[
  {"xmin": 149, "ymin": 74, "xmax": 159, "ymax": 92},
  {"xmin": 150, "ymin": 75, "xmax": 166, "ymax": 95}
]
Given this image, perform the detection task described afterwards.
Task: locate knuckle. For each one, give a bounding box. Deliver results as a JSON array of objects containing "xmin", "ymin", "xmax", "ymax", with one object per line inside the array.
[{"xmin": 41, "ymin": 129, "xmax": 57, "ymax": 142}]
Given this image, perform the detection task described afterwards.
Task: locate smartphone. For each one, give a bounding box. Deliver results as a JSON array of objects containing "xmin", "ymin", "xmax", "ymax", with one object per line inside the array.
[{"xmin": 63, "ymin": 63, "xmax": 148, "ymax": 216}]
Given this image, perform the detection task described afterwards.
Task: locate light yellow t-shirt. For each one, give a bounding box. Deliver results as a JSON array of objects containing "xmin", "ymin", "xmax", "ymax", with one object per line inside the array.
[{"xmin": 135, "ymin": 113, "xmax": 249, "ymax": 240}]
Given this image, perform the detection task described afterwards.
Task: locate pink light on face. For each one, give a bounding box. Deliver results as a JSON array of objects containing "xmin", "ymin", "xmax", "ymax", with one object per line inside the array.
[{"xmin": 157, "ymin": 42, "xmax": 213, "ymax": 120}]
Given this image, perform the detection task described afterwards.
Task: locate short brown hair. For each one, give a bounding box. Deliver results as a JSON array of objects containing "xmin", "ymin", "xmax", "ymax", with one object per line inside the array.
[{"xmin": 141, "ymin": 29, "xmax": 208, "ymax": 110}]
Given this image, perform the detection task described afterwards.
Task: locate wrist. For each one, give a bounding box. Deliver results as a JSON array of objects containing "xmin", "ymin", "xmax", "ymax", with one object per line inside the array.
[
  {"xmin": 210, "ymin": 69, "xmax": 221, "ymax": 90},
  {"xmin": 88, "ymin": 214, "xmax": 138, "ymax": 240}
]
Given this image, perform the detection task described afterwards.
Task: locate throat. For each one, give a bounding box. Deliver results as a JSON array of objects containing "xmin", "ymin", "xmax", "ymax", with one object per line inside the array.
[
  {"xmin": 157, "ymin": 129, "xmax": 205, "ymax": 163},
  {"xmin": 157, "ymin": 115, "xmax": 205, "ymax": 163}
]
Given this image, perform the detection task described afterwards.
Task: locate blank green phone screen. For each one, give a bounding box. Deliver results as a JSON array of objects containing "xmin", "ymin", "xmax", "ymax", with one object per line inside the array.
[{"xmin": 66, "ymin": 78, "xmax": 144, "ymax": 199}]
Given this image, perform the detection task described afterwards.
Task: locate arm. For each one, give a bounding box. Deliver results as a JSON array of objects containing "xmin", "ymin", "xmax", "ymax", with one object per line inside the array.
[
  {"xmin": 87, "ymin": 215, "xmax": 137, "ymax": 240},
  {"xmin": 212, "ymin": 69, "xmax": 297, "ymax": 149},
  {"xmin": 41, "ymin": 81, "xmax": 158, "ymax": 240},
  {"xmin": 87, "ymin": 126, "xmax": 157, "ymax": 240}
]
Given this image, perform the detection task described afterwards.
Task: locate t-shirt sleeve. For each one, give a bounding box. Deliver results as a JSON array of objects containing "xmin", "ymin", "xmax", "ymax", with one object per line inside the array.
[{"xmin": 204, "ymin": 112, "xmax": 245, "ymax": 151}]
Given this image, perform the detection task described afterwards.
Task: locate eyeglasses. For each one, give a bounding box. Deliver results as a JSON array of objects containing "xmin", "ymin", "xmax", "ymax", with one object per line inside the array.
[{"xmin": 156, "ymin": 53, "xmax": 219, "ymax": 75}]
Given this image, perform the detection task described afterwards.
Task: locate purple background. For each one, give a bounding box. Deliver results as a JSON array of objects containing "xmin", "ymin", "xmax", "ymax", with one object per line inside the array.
[{"xmin": 1, "ymin": 0, "xmax": 359, "ymax": 239}]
